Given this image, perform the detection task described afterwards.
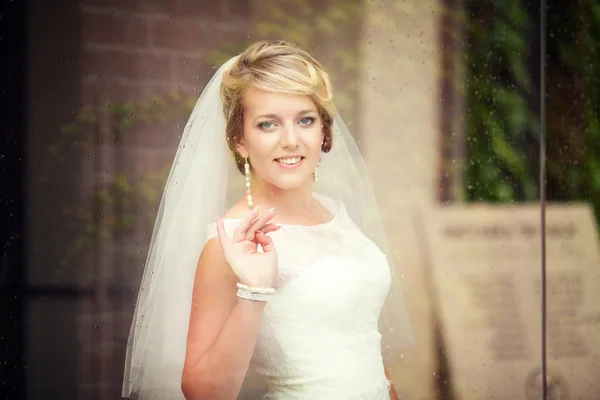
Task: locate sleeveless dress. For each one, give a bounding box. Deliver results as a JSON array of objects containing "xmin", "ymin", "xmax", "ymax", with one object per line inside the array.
[{"xmin": 206, "ymin": 194, "xmax": 392, "ymax": 400}]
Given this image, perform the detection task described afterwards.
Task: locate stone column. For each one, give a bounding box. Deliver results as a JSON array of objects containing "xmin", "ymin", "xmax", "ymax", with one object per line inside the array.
[{"xmin": 359, "ymin": 1, "xmax": 444, "ymax": 398}]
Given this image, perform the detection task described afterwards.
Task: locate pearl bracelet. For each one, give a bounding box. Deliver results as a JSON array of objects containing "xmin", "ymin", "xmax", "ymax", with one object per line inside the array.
[{"xmin": 236, "ymin": 283, "xmax": 276, "ymax": 302}]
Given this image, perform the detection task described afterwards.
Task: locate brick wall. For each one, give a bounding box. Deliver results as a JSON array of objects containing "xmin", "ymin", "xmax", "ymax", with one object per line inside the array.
[
  {"xmin": 80, "ymin": 0, "xmax": 251, "ymax": 102},
  {"xmin": 76, "ymin": 1, "xmax": 253, "ymax": 398}
]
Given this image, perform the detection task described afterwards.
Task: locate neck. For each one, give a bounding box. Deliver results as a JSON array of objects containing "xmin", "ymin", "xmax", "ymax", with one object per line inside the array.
[{"xmin": 250, "ymin": 179, "xmax": 315, "ymax": 214}]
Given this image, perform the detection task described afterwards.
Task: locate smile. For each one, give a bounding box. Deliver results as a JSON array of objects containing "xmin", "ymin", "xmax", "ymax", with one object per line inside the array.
[{"xmin": 275, "ymin": 156, "xmax": 305, "ymax": 169}]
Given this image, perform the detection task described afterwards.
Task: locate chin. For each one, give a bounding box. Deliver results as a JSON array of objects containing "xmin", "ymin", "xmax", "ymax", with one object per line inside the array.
[{"xmin": 267, "ymin": 175, "xmax": 313, "ymax": 191}]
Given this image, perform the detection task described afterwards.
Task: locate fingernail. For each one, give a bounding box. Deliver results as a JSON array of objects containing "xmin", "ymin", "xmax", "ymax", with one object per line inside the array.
[
  {"xmin": 253, "ymin": 206, "xmax": 260, "ymax": 213},
  {"xmin": 268, "ymin": 207, "xmax": 276, "ymax": 213}
]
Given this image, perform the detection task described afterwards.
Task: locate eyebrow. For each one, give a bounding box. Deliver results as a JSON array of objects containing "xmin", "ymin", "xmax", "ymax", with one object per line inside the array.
[{"xmin": 254, "ymin": 109, "xmax": 318, "ymax": 121}]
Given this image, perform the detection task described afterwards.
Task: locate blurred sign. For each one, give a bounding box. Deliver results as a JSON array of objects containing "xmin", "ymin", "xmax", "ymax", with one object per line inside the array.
[{"xmin": 419, "ymin": 203, "xmax": 600, "ymax": 400}]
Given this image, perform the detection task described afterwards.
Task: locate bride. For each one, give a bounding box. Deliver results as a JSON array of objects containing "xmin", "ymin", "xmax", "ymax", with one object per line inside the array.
[{"xmin": 122, "ymin": 40, "xmax": 413, "ymax": 400}]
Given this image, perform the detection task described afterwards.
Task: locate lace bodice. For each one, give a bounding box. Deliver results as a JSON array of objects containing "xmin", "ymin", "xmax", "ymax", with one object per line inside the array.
[{"xmin": 206, "ymin": 194, "xmax": 392, "ymax": 399}]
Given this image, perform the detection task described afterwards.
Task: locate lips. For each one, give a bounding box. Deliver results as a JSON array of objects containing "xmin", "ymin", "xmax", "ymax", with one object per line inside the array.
[{"xmin": 275, "ymin": 156, "xmax": 305, "ymax": 165}]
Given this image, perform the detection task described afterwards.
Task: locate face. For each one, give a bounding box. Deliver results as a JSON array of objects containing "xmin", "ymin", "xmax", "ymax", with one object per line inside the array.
[{"xmin": 236, "ymin": 86, "xmax": 324, "ymax": 192}]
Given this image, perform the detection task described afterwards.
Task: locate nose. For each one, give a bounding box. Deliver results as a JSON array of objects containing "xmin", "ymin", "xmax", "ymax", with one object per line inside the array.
[{"xmin": 280, "ymin": 124, "xmax": 299, "ymax": 148}]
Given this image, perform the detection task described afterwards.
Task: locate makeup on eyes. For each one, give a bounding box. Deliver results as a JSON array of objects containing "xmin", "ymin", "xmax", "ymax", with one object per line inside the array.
[{"xmin": 257, "ymin": 115, "xmax": 317, "ymax": 130}]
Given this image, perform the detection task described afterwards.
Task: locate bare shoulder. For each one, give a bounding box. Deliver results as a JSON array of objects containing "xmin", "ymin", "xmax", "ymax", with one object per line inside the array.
[
  {"xmin": 196, "ymin": 217, "xmax": 239, "ymax": 282},
  {"xmin": 196, "ymin": 236, "xmax": 233, "ymax": 279},
  {"xmin": 195, "ymin": 197, "xmax": 249, "ymax": 280},
  {"xmin": 195, "ymin": 197, "xmax": 248, "ymax": 272}
]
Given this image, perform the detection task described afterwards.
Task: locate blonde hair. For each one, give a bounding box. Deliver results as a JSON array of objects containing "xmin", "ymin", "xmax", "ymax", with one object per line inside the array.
[{"xmin": 220, "ymin": 40, "xmax": 335, "ymax": 173}]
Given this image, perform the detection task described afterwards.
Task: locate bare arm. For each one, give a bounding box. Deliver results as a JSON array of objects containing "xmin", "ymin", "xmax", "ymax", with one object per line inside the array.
[
  {"xmin": 180, "ymin": 238, "xmax": 265, "ymax": 400},
  {"xmin": 181, "ymin": 208, "xmax": 279, "ymax": 400},
  {"xmin": 385, "ymin": 367, "xmax": 398, "ymax": 400}
]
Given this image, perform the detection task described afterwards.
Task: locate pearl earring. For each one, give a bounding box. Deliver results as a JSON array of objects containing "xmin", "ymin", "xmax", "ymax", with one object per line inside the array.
[
  {"xmin": 313, "ymin": 153, "xmax": 322, "ymax": 183},
  {"xmin": 244, "ymin": 158, "xmax": 253, "ymax": 208}
]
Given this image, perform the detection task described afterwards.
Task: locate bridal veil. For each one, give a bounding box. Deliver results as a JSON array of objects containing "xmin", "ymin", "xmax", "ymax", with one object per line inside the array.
[{"xmin": 122, "ymin": 55, "xmax": 413, "ymax": 399}]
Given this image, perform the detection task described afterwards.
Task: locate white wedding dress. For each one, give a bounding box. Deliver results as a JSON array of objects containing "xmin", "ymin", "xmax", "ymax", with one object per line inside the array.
[{"xmin": 206, "ymin": 194, "xmax": 393, "ymax": 400}]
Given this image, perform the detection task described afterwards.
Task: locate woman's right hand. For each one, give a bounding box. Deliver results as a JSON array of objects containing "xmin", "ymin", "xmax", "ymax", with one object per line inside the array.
[{"xmin": 215, "ymin": 207, "xmax": 280, "ymax": 288}]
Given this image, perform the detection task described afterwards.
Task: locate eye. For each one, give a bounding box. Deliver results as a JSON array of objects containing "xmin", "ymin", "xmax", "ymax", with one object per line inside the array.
[
  {"xmin": 299, "ymin": 117, "xmax": 315, "ymax": 125},
  {"xmin": 258, "ymin": 121, "xmax": 276, "ymax": 130}
]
